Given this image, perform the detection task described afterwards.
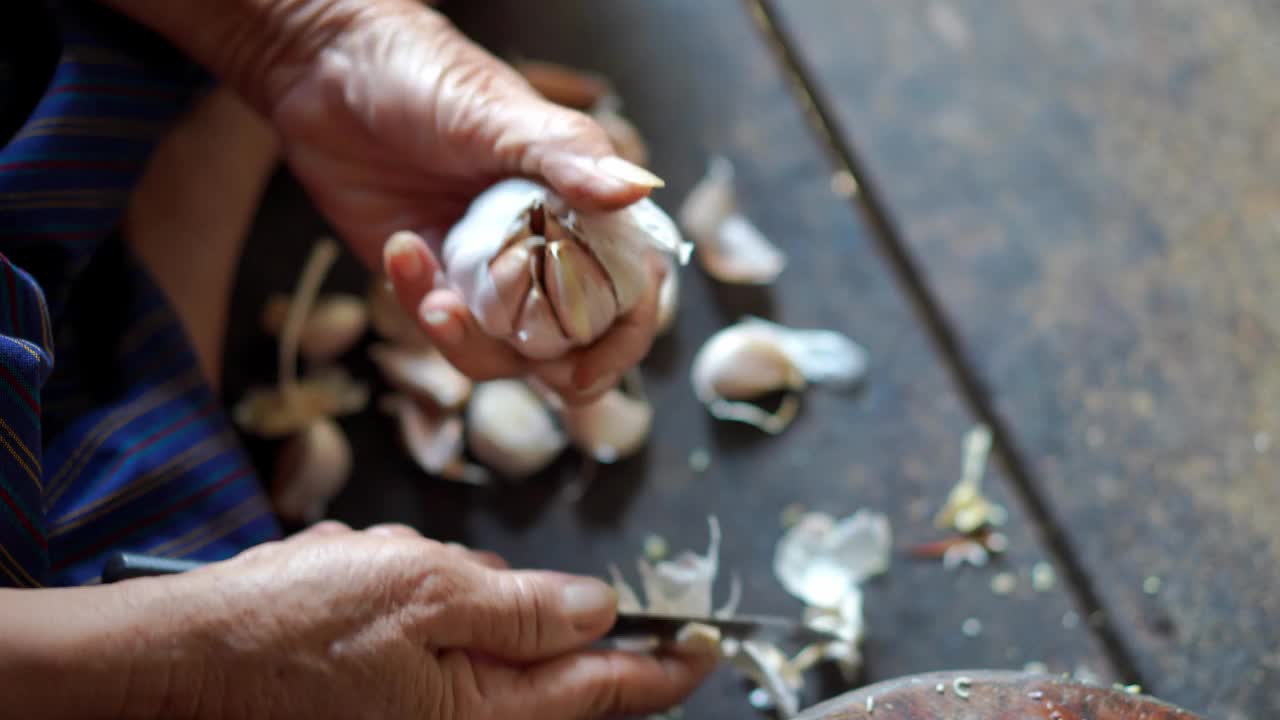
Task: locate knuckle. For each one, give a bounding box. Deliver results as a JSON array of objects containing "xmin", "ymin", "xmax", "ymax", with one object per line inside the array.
[{"xmin": 504, "ymin": 575, "xmax": 547, "ymax": 655}]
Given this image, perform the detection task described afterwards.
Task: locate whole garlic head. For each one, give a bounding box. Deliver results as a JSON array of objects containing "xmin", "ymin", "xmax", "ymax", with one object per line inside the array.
[{"xmin": 443, "ymin": 179, "xmax": 689, "ymax": 361}]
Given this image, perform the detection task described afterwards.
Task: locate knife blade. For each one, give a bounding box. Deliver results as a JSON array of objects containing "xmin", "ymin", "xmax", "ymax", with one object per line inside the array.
[{"xmin": 101, "ymin": 552, "xmax": 840, "ymax": 645}]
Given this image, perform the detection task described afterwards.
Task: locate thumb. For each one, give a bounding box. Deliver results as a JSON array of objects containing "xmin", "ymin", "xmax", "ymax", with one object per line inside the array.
[
  {"xmin": 504, "ymin": 98, "xmax": 665, "ymax": 212},
  {"xmin": 426, "ymin": 565, "xmax": 618, "ymax": 662}
]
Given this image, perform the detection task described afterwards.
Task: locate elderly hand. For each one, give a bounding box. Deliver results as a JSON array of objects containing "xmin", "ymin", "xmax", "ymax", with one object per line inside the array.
[{"xmin": 76, "ymin": 522, "xmax": 710, "ymax": 719}]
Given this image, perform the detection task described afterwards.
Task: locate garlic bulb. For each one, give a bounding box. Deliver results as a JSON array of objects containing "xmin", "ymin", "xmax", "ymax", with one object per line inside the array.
[
  {"xmin": 466, "ymin": 380, "xmax": 567, "ymax": 479},
  {"xmin": 679, "ymin": 157, "xmax": 786, "ymax": 285},
  {"xmin": 559, "ymin": 381, "xmax": 653, "ymax": 463},
  {"xmin": 691, "ymin": 318, "xmax": 867, "ymax": 433},
  {"xmin": 380, "ymin": 394, "xmax": 488, "ymax": 485},
  {"xmin": 443, "ymin": 179, "xmax": 689, "ymax": 361},
  {"xmin": 368, "ymin": 343, "xmax": 471, "ymax": 411},
  {"xmin": 262, "ymin": 293, "xmax": 369, "ymax": 363},
  {"xmin": 270, "ymin": 418, "xmax": 352, "ymax": 524}
]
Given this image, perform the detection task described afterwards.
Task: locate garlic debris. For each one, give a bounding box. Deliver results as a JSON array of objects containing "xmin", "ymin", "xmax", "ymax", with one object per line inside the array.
[
  {"xmin": 368, "ymin": 343, "xmax": 471, "ymax": 411},
  {"xmin": 691, "ymin": 317, "xmax": 868, "ymax": 433},
  {"xmin": 443, "ymin": 179, "xmax": 689, "ymax": 361},
  {"xmin": 934, "ymin": 424, "xmax": 1007, "ymax": 534},
  {"xmin": 367, "ymin": 276, "xmax": 428, "ymax": 347},
  {"xmin": 466, "ymin": 380, "xmax": 567, "ymax": 479},
  {"xmin": 609, "ymin": 517, "xmax": 740, "ymax": 619},
  {"xmin": 773, "ymin": 510, "xmax": 891, "ymax": 608},
  {"xmin": 380, "ymin": 394, "xmax": 488, "ymax": 486},
  {"xmin": 262, "ymin": 293, "xmax": 369, "ymax": 363},
  {"xmin": 270, "ymin": 418, "xmax": 352, "ymax": 524},
  {"xmin": 559, "ymin": 374, "xmax": 653, "ymax": 463},
  {"xmin": 679, "ymin": 156, "xmax": 786, "ymax": 285}
]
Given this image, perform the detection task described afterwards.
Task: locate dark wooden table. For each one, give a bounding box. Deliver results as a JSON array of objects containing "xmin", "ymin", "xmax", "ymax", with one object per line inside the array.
[{"xmin": 224, "ymin": 3, "xmax": 1278, "ymax": 718}]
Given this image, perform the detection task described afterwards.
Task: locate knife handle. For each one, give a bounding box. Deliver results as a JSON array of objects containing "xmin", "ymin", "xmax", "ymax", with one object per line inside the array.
[{"xmin": 102, "ymin": 552, "xmax": 205, "ymax": 583}]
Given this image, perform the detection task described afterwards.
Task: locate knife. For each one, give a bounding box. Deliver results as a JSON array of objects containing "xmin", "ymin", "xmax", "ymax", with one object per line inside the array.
[{"xmin": 101, "ymin": 552, "xmax": 838, "ymax": 645}]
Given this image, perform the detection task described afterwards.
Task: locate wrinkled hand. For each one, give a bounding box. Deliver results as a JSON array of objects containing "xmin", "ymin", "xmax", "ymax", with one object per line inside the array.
[
  {"xmin": 266, "ymin": 1, "xmax": 665, "ymax": 400},
  {"xmin": 139, "ymin": 522, "xmax": 710, "ymax": 719}
]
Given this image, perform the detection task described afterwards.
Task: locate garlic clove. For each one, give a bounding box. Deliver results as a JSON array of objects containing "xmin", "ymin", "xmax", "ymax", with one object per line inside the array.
[
  {"xmin": 656, "ymin": 254, "xmax": 679, "ymax": 335},
  {"xmin": 514, "ymin": 59, "xmax": 614, "ymax": 111},
  {"xmin": 679, "ymin": 156, "xmax": 786, "ymax": 285},
  {"xmin": 368, "ymin": 277, "xmax": 429, "ymax": 347},
  {"xmin": 513, "ymin": 276, "xmax": 575, "ymax": 361},
  {"xmin": 485, "ymin": 240, "xmax": 534, "ymax": 337},
  {"xmin": 298, "ymin": 294, "xmax": 369, "ymax": 362},
  {"xmin": 380, "ymin": 394, "xmax": 489, "ymax": 486},
  {"xmin": 233, "ymin": 368, "xmax": 369, "ymax": 438},
  {"xmin": 368, "ymin": 342, "xmax": 471, "ymax": 411},
  {"xmin": 270, "ymin": 418, "xmax": 352, "ymax": 524},
  {"xmin": 690, "ymin": 318, "xmax": 867, "ymax": 434},
  {"xmin": 559, "ymin": 384, "xmax": 653, "ymax": 463},
  {"xmin": 544, "ymin": 238, "xmax": 617, "ymax": 346},
  {"xmin": 466, "ymin": 380, "xmax": 567, "ymax": 479}
]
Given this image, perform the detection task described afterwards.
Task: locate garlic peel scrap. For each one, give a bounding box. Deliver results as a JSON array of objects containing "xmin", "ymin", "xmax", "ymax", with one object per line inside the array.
[
  {"xmin": 611, "ymin": 517, "xmax": 724, "ymax": 617},
  {"xmin": 444, "ymin": 180, "xmax": 689, "ymax": 360},
  {"xmin": 233, "ymin": 368, "xmax": 369, "ymax": 438},
  {"xmin": 773, "ymin": 510, "xmax": 891, "ymax": 608},
  {"xmin": 935, "ymin": 424, "xmax": 1005, "ymax": 533},
  {"xmin": 679, "ymin": 156, "xmax": 786, "ymax": 285}
]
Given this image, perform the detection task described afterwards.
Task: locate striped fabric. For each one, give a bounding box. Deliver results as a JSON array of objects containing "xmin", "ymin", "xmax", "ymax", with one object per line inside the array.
[{"xmin": 0, "ymin": 0, "xmax": 280, "ymax": 587}]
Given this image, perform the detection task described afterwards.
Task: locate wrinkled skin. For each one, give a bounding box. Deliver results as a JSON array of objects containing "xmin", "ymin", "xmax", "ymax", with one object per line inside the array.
[
  {"xmin": 269, "ymin": 2, "xmax": 665, "ymax": 401},
  {"xmin": 140, "ymin": 522, "xmax": 711, "ymax": 719}
]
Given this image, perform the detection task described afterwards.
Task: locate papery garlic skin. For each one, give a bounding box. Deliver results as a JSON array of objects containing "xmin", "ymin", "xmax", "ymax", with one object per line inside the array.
[
  {"xmin": 773, "ymin": 510, "xmax": 891, "ymax": 609},
  {"xmin": 680, "ymin": 156, "xmax": 786, "ymax": 285},
  {"xmin": 466, "ymin": 380, "xmax": 567, "ymax": 479},
  {"xmin": 380, "ymin": 394, "xmax": 488, "ymax": 486},
  {"xmin": 443, "ymin": 179, "xmax": 689, "ymax": 361},
  {"xmin": 271, "ymin": 418, "xmax": 352, "ymax": 524}
]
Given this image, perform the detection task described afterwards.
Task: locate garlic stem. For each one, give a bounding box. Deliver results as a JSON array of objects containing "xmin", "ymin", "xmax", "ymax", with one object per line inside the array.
[{"xmin": 279, "ymin": 238, "xmax": 340, "ymax": 402}]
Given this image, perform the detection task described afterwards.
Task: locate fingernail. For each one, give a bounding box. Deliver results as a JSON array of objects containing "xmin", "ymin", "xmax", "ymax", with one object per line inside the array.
[
  {"xmin": 421, "ymin": 307, "xmax": 463, "ymax": 345},
  {"xmin": 385, "ymin": 231, "xmax": 423, "ymax": 280},
  {"xmin": 597, "ymin": 156, "xmax": 665, "ymax": 188},
  {"xmin": 562, "ymin": 578, "xmax": 616, "ymax": 623}
]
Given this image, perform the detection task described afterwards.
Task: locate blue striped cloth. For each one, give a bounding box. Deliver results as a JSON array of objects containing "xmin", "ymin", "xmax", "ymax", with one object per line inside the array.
[{"xmin": 0, "ymin": 0, "xmax": 280, "ymax": 587}]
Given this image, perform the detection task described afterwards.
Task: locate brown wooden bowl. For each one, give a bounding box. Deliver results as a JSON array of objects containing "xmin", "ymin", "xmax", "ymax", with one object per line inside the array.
[{"xmin": 794, "ymin": 670, "xmax": 1202, "ymax": 720}]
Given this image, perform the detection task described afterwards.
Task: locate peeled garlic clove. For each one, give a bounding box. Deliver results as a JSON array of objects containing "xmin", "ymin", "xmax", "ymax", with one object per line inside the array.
[
  {"xmin": 515, "ymin": 59, "xmax": 614, "ymax": 110},
  {"xmin": 593, "ymin": 105, "xmax": 649, "ymax": 166},
  {"xmin": 656, "ymin": 254, "xmax": 679, "ymax": 335},
  {"xmin": 368, "ymin": 343, "xmax": 471, "ymax": 411},
  {"xmin": 380, "ymin": 394, "xmax": 489, "ymax": 485},
  {"xmin": 466, "ymin": 380, "xmax": 567, "ymax": 479},
  {"xmin": 560, "ymin": 385, "xmax": 653, "ymax": 463},
  {"xmin": 270, "ymin": 418, "xmax": 352, "ymax": 524},
  {"xmin": 544, "ymin": 239, "xmax": 617, "ymax": 345},
  {"xmin": 297, "ymin": 294, "xmax": 368, "ymax": 362},
  {"xmin": 679, "ymin": 156, "xmax": 786, "ymax": 285},
  {"xmin": 368, "ymin": 277, "xmax": 429, "ymax": 347}
]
